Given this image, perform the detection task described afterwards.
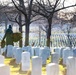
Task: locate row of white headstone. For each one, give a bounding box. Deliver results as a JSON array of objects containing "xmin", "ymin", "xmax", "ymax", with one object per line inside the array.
[
  {"xmin": 1, "ymin": 53, "xmax": 76, "ymax": 75},
  {"xmin": 53, "ymin": 47, "xmax": 76, "ymax": 65},
  {"xmin": 21, "ymin": 52, "xmax": 76, "ymax": 75},
  {"xmin": 0, "ymin": 54, "xmax": 59, "ymax": 75},
  {"xmin": 0, "ymin": 45, "xmax": 50, "ymax": 65},
  {"xmin": 21, "ymin": 53, "xmax": 59, "ymax": 75},
  {"xmin": 0, "ymin": 46, "xmax": 76, "ymax": 75}
]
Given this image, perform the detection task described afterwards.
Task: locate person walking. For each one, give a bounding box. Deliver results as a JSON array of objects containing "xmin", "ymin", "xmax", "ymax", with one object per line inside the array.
[{"xmin": 2, "ymin": 25, "xmax": 14, "ymax": 57}]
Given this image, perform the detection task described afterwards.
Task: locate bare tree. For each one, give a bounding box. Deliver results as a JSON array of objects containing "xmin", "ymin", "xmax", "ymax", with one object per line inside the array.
[
  {"xmin": 12, "ymin": 0, "xmax": 36, "ymax": 46},
  {"xmin": 58, "ymin": 12, "xmax": 76, "ymax": 48},
  {"xmin": 32, "ymin": 0, "xmax": 76, "ymax": 47},
  {"xmin": 0, "ymin": 2, "xmax": 8, "ymax": 25},
  {"xmin": 5, "ymin": 8, "xmax": 25, "ymax": 47}
]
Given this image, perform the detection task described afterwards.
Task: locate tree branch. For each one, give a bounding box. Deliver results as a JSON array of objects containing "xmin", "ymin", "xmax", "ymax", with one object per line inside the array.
[
  {"xmin": 12, "ymin": 0, "xmax": 27, "ymax": 19},
  {"xmin": 55, "ymin": 4, "xmax": 76, "ymax": 12}
]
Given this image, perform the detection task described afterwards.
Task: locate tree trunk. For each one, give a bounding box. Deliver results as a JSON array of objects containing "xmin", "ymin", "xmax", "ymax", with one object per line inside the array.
[
  {"xmin": 25, "ymin": 21, "xmax": 29, "ymax": 46},
  {"xmin": 46, "ymin": 18, "xmax": 52, "ymax": 48},
  {"xmin": 18, "ymin": 0, "xmax": 24, "ymax": 47},
  {"xmin": 18, "ymin": 11, "xmax": 22, "ymax": 47},
  {"xmin": 24, "ymin": 0, "xmax": 33, "ymax": 46},
  {"xmin": 46, "ymin": 33, "xmax": 50, "ymax": 47},
  {"xmin": 19, "ymin": 26, "xmax": 22, "ymax": 47},
  {"xmin": 19, "ymin": 33, "xmax": 22, "ymax": 47}
]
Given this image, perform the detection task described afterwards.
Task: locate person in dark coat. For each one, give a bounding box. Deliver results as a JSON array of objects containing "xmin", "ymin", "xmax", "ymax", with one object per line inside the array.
[
  {"xmin": 2, "ymin": 25, "xmax": 14, "ymax": 57},
  {"xmin": 2, "ymin": 25, "xmax": 14, "ymax": 46}
]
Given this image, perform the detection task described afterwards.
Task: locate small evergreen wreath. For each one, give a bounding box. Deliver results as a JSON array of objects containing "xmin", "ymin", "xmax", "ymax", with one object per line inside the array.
[{"xmin": 1, "ymin": 40, "xmax": 5, "ymax": 48}]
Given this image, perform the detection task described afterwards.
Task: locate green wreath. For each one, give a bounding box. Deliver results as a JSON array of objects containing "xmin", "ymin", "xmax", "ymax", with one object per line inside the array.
[
  {"xmin": 1, "ymin": 40, "xmax": 5, "ymax": 48},
  {"xmin": 12, "ymin": 32, "xmax": 22, "ymax": 42}
]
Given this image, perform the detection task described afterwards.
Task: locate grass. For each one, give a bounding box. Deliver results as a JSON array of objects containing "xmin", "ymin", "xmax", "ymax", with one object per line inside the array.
[{"xmin": 4, "ymin": 57, "xmax": 65, "ymax": 75}]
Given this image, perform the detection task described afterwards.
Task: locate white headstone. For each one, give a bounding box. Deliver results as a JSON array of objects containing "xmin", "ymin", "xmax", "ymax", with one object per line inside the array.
[
  {"xmin": 32, "ymin": 47, "xmax": 40, "ymax": 56},
  {"xmin": 1, "ymin": 47, "xmax": 6, "ymax": 54},
  {"xmin": 0, "ymin": 64, "xmax": 10, "ymax": 75},
  {"xmin": 39, "ymin": 47, "xmax": 50, "ymax": 65},
  {"xmin": 44, "ymin": 46, "xmax": 50, "ymax": 58},
  {"xmin": 63, "ymin": 48, "xmax": 73, "ymax": 65},
  {"xmin": 39, "ymin": 48, "xmax": 47, "ymax": 65},
  {"xmin": 0, "ymin": 55, "xmax": 4, "ymax": 64},
  {"xmin": 15, "ymin": 48, "xmax": 22, "ymax": 64},
  {"xmin": 22, "ymin": 46, "xmax": 27, "ymax": 51},
  {"xmin": 73, "ymin": 49, "xmax": 76, "ymax": 57},
  {"xmin": 21, "ymin": 52, "xmax": 30, "ymax": 71},
  {"xmin": 66, "ymin": 56, "xmax": 76, "ymax": 75},
  {"xmin": 22, "ymin": 46, "xmax": 32, "ymax": 57},
  {"xmin": 27, "ymin": 46, "xmax": 32, "ymax": 56},
  {"xmin": 31, "ymin": 56, "xmax": 42, "ymax": 75},
  {"xmin": 51, "ymin": 52, "xmax": 59, "ymax": 64},
  {"xmin": 46, "ymin": 63, "xmax": 59, "ymax": 75},
  {"xmin": 12, "ymin": 46, "xmax": 18, "ymax": 58},
  {"xmin": 60, "ymin": 48, "xmax": 64, "ymax": 58},
  {"xmin": 6, "ymin": 45, "xmax": 13, "ymax": 57},
  {"xmin": 54, "ymin": 48, "xmax": 61, "ymax": 57}
]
